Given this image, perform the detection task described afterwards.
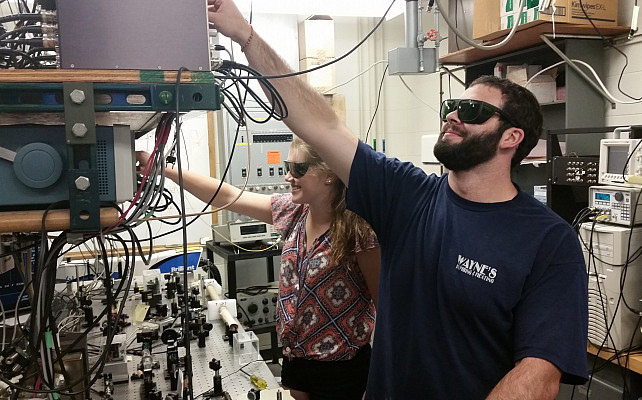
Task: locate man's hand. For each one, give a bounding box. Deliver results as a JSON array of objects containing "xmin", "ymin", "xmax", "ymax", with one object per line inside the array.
[
  {"xmin": 207, "ymin": 0, "xmax": 252, "ymax": 45},
  {"xmin": 135, "ymin": 151, "xmax": 152, "ymax": 175}
]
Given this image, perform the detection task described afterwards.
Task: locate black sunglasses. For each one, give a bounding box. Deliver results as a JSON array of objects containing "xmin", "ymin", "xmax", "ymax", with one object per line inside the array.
[
  {"xmin": 440, "ymin": 99, "xmax": 521, "ymax": 129},
  {"xmin": 283, "ymin": 161, "xmax": 310, "ymax": 178}
]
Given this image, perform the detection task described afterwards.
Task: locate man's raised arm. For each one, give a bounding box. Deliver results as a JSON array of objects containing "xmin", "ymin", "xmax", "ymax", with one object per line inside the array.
[{"xmin": 207, "ymin": 0, "xmax": 359, "ymax": 185}]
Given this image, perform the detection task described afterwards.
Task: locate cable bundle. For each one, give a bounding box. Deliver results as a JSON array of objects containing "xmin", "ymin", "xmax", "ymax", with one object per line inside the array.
[
  {"xmin": 215, "ymin": 60, "xmax": 288, "ymax": 126},
  {"xmin": 0, "ymin": 2, "xmax": 58, "ymax": 69}
]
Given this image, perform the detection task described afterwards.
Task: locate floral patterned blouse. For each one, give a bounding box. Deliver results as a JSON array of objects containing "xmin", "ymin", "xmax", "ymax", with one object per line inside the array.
[{"xmin": 271, "ymin": 193, "xmax": 377, "ymax": 361}]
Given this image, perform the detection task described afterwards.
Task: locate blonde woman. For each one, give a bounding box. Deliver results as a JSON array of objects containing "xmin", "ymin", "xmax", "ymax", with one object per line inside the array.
[{"xmin": 137, "ymin": 136, "xmax": 379, "ymax": 400}]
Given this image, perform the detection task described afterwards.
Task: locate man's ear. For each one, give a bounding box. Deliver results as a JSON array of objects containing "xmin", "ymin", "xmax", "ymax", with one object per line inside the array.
[{"xmin": 500, "ymin": 127, "xmax": 524, "ymax": 150}]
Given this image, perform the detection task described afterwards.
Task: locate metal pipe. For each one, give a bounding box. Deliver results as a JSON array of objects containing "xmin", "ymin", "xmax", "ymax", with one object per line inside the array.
[
  {"xmin": 540, "ymin": 34, "xmax": 615, "ymax": 108},
  {"xmin": 432, "ymin": 3, "xmax": 442, "ymax": 73},
  {"xmin": 418, "ymin": 1, "xmax": 425, "ymax": 71},
  {"xmin": 405, "ymin": 0, "xmax": 419, "ymax": 48},
  {"xmin": 440, "ymin": 66, "xmax": 466, "ymax": 88}
]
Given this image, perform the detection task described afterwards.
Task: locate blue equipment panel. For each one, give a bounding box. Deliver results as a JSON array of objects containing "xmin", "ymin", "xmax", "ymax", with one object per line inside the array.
[{"xmin": 0, "ymin": 125, "xmax": 126, "ymax": 209}]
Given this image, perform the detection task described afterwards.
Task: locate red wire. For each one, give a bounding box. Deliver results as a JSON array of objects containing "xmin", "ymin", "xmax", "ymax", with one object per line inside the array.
[{"xmin": 103, "ymin": 113, "xmax": 174, "ymax": 233}]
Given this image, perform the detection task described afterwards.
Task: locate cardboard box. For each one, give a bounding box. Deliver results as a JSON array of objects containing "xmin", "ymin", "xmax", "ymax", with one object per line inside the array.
[
  {"xmin": 473, "ymin": 0, "xmax": 501, "ymax": 39},
  {"xmin": 494, "ymin": 62, "xmax": 508, "ymax": 79},
  {"xmin": 526, "ymin": 74, "xmax": 556, "ymax": 103},
  {"xmin": 501, "ymin": 0, "xmax": 540, "ymax": 16},
  {"xmin": 298, "ymin": 15, "xmax": 335, "ymax": 92},
  {"xmin": 499, "ymin": 0, "xmax": 618, "ymax": 34},
  {"xmin": 506, "ymin": 63, "xmax": 542, "ymax": 85},
  {"xmin": 478, "ymin": 0, "xmax": 618, "ymax": 41},
  {"xmin": 299, "ymin": 58, "xmax": 336, "ymax": 93},
  {"xmin": 539, "ymin": 0, "xmax": 618, "ymax": 26},
  {"xmin": 504, "ymin": 63, "xmax": 557, "ymax": 103},
  {"xmin": 324, "ymin": 94, "xmax": 346, "ymax": 123},
  {"xmin": 501, "ymin": 7, "xmax": 541, "ymax": 29}
]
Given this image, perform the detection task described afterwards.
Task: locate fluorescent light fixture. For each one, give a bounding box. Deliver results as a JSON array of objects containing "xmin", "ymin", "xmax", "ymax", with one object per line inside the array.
[{"xmin": 234, "ymin": 0, "xmax": 402, "ymax": 18}]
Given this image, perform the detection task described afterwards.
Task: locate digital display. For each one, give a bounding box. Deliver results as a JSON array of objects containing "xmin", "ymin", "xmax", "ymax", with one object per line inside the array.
[
  {"xmin": 595, "ymin": 192, "xmax": 610, "ymax": 201},
  {"xmin": 607, "ymin": 146, "xmax": 630, "ymax": 174},
  {"xmin": 240, "ymin": 224, "xmax": 268, "ymax": 235}
]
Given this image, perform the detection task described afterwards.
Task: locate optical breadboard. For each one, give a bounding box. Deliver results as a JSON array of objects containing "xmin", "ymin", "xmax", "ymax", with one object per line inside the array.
[
  {"xmin": 589, "ymin": 185, "xmax": 642, "ymax": 227},
  {"xmin": 0, "ymin": 125, "xmax": 134, "ymax": 209},
  {"xmin": 56, "ymin": 0, "xmax": 211, "ymax": 71},
  {"xmin": 579, "ymin": 222, "xmax": 642, "ymax": 350}
]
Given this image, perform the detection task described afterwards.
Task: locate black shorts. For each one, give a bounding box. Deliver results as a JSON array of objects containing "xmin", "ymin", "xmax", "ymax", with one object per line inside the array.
[{"xmin": 280, "ymin": 345, "xmax": 371, "ymax": 400}]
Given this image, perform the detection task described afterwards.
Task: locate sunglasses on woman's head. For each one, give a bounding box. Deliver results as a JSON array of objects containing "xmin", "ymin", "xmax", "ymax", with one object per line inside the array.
[
  {"xmin": 440, "ymin": 99, "xmax": 521, "ymax": 129},
  {"xmin": 283, "ymin": 161, "xmax": 310, "ymax": 178}
]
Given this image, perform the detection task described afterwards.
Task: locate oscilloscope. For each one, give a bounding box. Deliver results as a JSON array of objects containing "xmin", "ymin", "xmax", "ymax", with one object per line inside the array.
[{"xmin": 598, "ymin": 138, "xmax": 642, "ymax": 187}]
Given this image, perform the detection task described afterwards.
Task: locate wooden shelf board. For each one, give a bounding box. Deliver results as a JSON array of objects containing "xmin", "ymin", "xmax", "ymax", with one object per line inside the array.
[
  {"xmin": 541, "ymin": 100, "xmax": 566, "ymax": 106},
  {"xmin": 0, "ymin": 208, "xmax": 119, "ymax": 233},
  {"xmin": 0, "ymin": 69, "xmax": 215, "ymax": 130},
  {"xmin": 587, "ymin": 342, "xmax": 642, "ymax": 375},
  {"xmin": 0, "ymin": 68, "xmax": 214, "ymax": 83},
  {"xmin": 439, "ymin": 22, "xmax": 630, "ymax": 66}
]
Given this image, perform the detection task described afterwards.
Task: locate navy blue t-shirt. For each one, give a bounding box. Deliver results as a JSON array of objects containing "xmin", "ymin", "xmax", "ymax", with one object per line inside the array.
[{"xmin": 346, "ymin": 141, "xmax": 588, "ymax": 399}]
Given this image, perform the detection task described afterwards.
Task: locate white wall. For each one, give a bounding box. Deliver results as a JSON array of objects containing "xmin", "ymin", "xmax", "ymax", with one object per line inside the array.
[{"xmin": 604, "ymin": 36, "xmax": 642, "ymax": 126}]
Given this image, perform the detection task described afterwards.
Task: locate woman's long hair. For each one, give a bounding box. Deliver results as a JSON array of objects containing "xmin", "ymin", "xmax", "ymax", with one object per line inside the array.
[{"xmin": 291, "ymin": 137, "xmax": 375, "ymax": 265}]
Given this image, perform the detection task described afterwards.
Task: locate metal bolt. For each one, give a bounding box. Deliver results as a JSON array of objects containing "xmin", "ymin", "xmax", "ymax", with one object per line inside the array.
[
  {"xmin": 74, "ymin": 176, "xmax": 90, "ymax": 191},
  {"xmin": 71, "ymin": 123, "xmax": 87, "ymax": 137},
  {"xmin": 69, "ymin": 89, "xmax": 86, "ymax": 104}
]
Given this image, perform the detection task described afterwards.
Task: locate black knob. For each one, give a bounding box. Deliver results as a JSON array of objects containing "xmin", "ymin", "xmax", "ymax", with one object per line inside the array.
[
  {"xmin": 247, "ymin": 303, "xmax": 258, "ymax": 314},
  {"xmin": 263, "ymin": 307, "xmax": 269, "ymax": 314},
  {"xmin": 262, "ymin": 298, "xmax": 268, "ymax": 305},
  {"xmin": 615, "ymin": 192, "xmax": 624, "ymax": 202},
  {"xmin": 271, "ymin": 296, "xmax": 277, "ymax": 303}
]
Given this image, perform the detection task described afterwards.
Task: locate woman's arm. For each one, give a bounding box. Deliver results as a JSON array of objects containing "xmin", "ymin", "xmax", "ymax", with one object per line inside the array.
[
  {"xmin": 355, "ymin": 247, "xmax": 381, "ymax": 307},
  {"xmin": 137, "ymin": 151, "xmax": 274, "ymax": 224}
]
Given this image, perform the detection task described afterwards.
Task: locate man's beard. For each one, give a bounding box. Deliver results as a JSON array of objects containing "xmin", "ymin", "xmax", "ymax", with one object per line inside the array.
[{"xmin": 433, "ymin": 123, "xmax": 504, "ymax": 172}]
